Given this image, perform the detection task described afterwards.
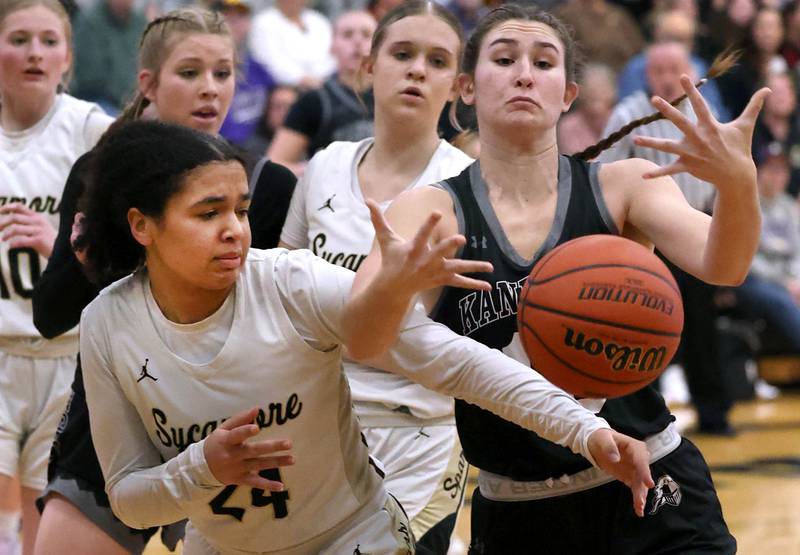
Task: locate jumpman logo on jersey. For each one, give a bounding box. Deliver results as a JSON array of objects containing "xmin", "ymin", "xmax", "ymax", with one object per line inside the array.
[
  {"xmin": 136, "ymin": 359, "xmax": 158, "ymax": 383},
  {"xmin": 318, "ymin": 194, "xmax": 336, "ymax": 212}
]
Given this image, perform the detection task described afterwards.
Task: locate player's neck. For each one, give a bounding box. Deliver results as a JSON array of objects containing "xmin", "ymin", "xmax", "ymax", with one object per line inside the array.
[
  {"xmin": 147, "ymin": 271, "xmax": 233, "ymax": 325},
  {"xmin": 479, "ymin": 137, "xmax": 560, "ymax": 201},
  {"xmin": 368, "ymin": 118, "xmax": 440, "ymax": 178},
  {"xmin": 337, "ymin": 70, "xmax": 363, "ymax": 92},
  {"xmin": 0, "ymin": 92, "xmax": 56, "ymax": 133}
]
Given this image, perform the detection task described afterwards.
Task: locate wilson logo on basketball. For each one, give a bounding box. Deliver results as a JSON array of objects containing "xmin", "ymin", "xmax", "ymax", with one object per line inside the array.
[
  {"xmin": 563, "ymin": 327, "xmax": 668, "ymax": 373},
  {"xmin": 577, "ymin": 284, "xmax": 675, "ymax": 316}
]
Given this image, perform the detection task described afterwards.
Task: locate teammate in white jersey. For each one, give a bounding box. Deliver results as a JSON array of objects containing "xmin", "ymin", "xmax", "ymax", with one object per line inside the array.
[
  {"xmin": 32, "ymin": 10, "xmax": 292, "ymax": 555},
  {"xmin": 280, "ymin": 3, "xmax": 473, "ymax": 550},
  {"xmin": 0, "ymin": 1, "xmax": 112, "ymax": 552},
  {"xmin": 78, "ymin": 120, "xmax": 652, "ymax": 554}
]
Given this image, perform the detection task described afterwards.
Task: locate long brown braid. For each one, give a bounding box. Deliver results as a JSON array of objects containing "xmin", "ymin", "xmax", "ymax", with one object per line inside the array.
[{"xmin": 574, "ymin": 49, "xmax": 741, "ymax": 161}]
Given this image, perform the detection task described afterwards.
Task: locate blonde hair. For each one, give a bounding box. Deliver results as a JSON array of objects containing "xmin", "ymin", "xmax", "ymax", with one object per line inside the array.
[{"xmin": 115, "ymin": 8, "xmax": 232, "ymax": 125}]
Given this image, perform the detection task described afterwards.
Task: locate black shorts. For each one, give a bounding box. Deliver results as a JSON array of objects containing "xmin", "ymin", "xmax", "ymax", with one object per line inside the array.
[
  {"xmin": 468, "ymin": 439, "xmax": 736, "ymax": 555},
  {"xmin": 37, "ymin": 366, "xmax": 183, "ymax": 554}
]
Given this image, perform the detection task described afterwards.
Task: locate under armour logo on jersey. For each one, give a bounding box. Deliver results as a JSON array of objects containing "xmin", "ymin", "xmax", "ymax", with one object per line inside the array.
[
  {"xmin": 649, "ymin": 474, "xmax": 681, "ymax": 515},
  {"xmin": 136, "ymin": 358, "xmax": 158, "ymax": 383},
  {"xmin": 318, "ymin": 194, "xmax": 336, "ymax": 212},
  {"xmin": 414, "ymin": 427, "xmax": 430, "ymax": 440},
  {"xmin": 471, "ymin": 235, "xmax": 487, "ymax": 249}
]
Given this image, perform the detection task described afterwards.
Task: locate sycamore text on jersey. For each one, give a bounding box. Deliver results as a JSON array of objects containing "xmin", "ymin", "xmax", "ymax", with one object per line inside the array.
[{"xmin": 151, "ymin": 393, "xmax": 303, "ymax": 453}]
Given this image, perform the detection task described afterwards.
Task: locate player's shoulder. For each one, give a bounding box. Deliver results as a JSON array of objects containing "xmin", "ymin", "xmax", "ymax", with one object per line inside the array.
[
  {"xmin": 432, "ymin": 140, "xmax": 474, "ymax": 174},
  {"xmin": 304, "ymin": 138, "xmax": 370, "ymax": 184},
  {"xmin": 82, "ymin": 272, "xmax": 141, "ymax": 323}
]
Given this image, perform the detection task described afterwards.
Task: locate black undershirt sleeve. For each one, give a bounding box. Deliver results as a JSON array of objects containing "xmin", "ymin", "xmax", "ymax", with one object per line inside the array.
[
  {"xmin": 248, "ymin": 159, "xmax": 298, "ymax": 249},
  {"xmin": 32, "ymin": 152, "xmax": 99, "ymax": 339}
]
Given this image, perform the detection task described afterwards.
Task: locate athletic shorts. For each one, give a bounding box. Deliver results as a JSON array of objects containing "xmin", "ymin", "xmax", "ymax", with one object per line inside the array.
[
  {"xmin": 0, "ymin": 350, "xmax": 74, "ymax": 490},
  {"xmin": 37, "ymin": 366, "xmax": 181, "ymax": 554},
  {"xmin": 182, "ymin": 489, "xmax": 413, "ymax": 555},
  {"xmin": 364, "ymin": 425, "xmax": 466, "ymax": 553},
  {"xmin": 468, "ymin": 438, "xmax": 736, "ymax": 554}
]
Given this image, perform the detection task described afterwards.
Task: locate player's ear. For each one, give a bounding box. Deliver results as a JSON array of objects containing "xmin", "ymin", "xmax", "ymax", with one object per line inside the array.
[{"xmin": 128, "ymin": 208, "xmax": 154, "ymax": 247}]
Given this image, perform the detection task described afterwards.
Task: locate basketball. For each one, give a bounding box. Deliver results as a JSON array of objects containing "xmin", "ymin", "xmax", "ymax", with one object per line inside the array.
[{"xmin": 517, "ymin": 235, "xmax": 684, "ymax": 399}]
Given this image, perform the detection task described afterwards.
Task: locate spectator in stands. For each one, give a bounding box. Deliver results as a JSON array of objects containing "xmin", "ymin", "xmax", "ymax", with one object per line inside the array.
[
  {"xmin": 268, "ymin": 9, "xmax": 376, "ymax": 175},
  {"xmin": 718, "ymin": 6, "xmax": 786, "ymax": 120},
  {"xmin": 597, "ymin": 41, "xmax": 736, "ymax": 435},
  {"xmin": 730, "ymin": 145, "xmax": 800, "ymax": 352},
  {"xmin": 704, "ymin": 0, "xmax": 756, "ymax": 62},
  {"xmin": 71, "ymin": 0, "xmax": 146, "ymax": 114},
  {"xmin": 780, "ymin": 0, "xmax": 800, "ymax": 69},
  {"xmin": 617, "ymin": 9, "xmax": 730, "ymax": 121},
  {"xmin": 244, "ymin": 84, "xmax": 299, "ymax": 156},
  {"xmin": 249, "ymin": 0, "xmax": 335, "ymax": 89},
  {"xmin": 557, "ymin": 63, "xmax": 617, "ymax": 155},
  {"xmin": 366, "ymin": 0, "xmax": 402, "ymax": 22},
  {"xmin": 555, "ymin": 0, "xmax": 644, "ymax": 73},
  {"xmin": 752, "ymin": 72, "xmax": 800, "ymax": 196},
  {"xmin": 214, "ymin": 0, "xmax": 275, "ymax": 147},
  {"xmin": 446, "ymin": 0, "xmax": 488, "ymax": 35}
]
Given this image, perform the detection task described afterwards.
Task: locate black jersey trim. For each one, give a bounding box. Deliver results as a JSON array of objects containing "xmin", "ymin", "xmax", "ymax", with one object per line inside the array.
[
  {"xmin": 528, "ymin": 263, "xmax": 681, "ymax": 294},
  {"xmin": 468, "ymin": 158, "xmax": 572, "ymax": 269},
  {"xmin": 521, "ymin": 300, "xmax": 681, "ymax": 337},
  {"xmin": 520, "ymin": 320, "xmax": 662, "ymax": 385},
  {"xmin": 588, "ymin": 162, "xmax": 620, "ymax": 235}
]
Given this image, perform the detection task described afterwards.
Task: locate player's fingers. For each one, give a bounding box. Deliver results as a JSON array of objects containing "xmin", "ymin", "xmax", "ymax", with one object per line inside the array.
[
  {"xmin": 224, "ymin": 423, "xmax": 261, "ymax": 446},
  {"xmin": 632, "ymin": 482, "xmax": 648, "ymax": 517},
  {"xmin": 2, "ymin": 224, "xmax": 38, "ymax": 239},
  {"xmin": 0, "ymin": 203, "xmax": 33, "ymax": 215},
  {"xmin": 651, "ymin": 96, "xmax": 699, "ymax": 141},
  {"xmin": 410, "ymin": 211, "xmax": 442, "ymax": 256},
  {"xmin": 448, "ymin": 275, "xmax": 493, "ymax": 291},
  {"xmin": 429, "ymin": 233, "xmax": 466, "ymax": 259},
  {"xmin": 680, "ymin": 74, "xmax": 713, "ymax": 124},
  {"xmin": 241, "ymin": 439, "xmax": 293, "ymax": 458},
  {"xmin": 242, "ymin": 455, "xmax": 295, "ymax": 473},
  {"xmin": 641, "ymin": 161, "xmax": 686, "ymax": 180},
  {"xmin": 239, "ymin": 472, "xmax": 286, "ymax": 491},
  {"xmin": 4, "ymin": 236, "xmax": 38, "ymax": 250},
  {"xmin": 0, "ymin": 213, "xmax": 35, "ymax": 231},
  {"xmin": 366, "ymin": 199, "xmax": 393, "ymax": 244},
  {"xmin": 735, "ymin": 87, "xmax": 771, "ymax": 131},
  {"xmin": 632, "ymin": 135, "xmax": 685, "ymax": 156},
  {"xmin": 442, "ymin": 259, "xmax": 494, "ymax": 277},
  {"xmin": 218, "ymin": 407, "xmax": 260, "ymax": 431}
]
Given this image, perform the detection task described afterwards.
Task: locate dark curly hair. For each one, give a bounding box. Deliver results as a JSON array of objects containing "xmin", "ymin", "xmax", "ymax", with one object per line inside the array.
[{"xmin": 78, "ymin": 120, "xmax": 245, "ymax": 287}]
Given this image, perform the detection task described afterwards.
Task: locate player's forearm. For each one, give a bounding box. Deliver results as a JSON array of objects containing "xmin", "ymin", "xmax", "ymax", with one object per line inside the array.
[
  {"xmin": 370, "ymin": 307, "xmax": 609, "ymax": 465},
  {"xmin": 344, "ymin": 254, "xmax": 416, "ymax": 360},
  {"xmin": 107, "ymin": 441, "xmax": 222, "ymax": 529},
  {"xmin": 704, "ymin": 182, "xmax": 761, "ymax": 285}
]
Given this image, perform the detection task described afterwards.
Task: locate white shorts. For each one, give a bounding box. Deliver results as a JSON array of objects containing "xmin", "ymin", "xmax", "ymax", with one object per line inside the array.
[
  {"xmin": 0, "ymin": 350, "xmax": 75, "ymax": 490},
  {"xmin": 363, "ymin": 425, "xmax": 467, "ymax": 542},
  {"xmin": 182, "ymin": 489, "xmax": 412, "ymax": 555}
]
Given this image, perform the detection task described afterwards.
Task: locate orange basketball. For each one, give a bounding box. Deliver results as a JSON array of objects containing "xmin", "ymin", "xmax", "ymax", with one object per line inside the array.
[{"xmin": 517, "ymin": 235, "xmax": 684, "ymax": 399}]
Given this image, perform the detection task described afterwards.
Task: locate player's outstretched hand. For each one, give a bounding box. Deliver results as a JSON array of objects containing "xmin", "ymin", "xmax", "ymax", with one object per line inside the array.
[
  {"xmin": 0, "ymin": 203, "xmax": 58, "ymax": 257},
  {"xmin": 587, "ymin": 428, "xmax": 654, "ymax": 517},
  {"xmin": 366, "ymin": 198, "xmax": 492, "ymax": 298},
  {"xmin": 634, "ymin": 75, "xmax": 770, "ymax": 190},
  {"xmin": 204, "ymin": 407, "xmax": 295, "ymax": 491}
]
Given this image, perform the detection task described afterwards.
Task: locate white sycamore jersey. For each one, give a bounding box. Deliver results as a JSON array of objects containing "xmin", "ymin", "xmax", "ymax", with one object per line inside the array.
[
  {"xmin": 0, "ymin": 94, "xmax": 111, "ymax": 354},
  {"xmin": 82, "ymin": 249, "xmax": 611, "ymax": 553},
  {"xmin": 281, "ymin": 138, "xmax": 473, "ymax": 424}
]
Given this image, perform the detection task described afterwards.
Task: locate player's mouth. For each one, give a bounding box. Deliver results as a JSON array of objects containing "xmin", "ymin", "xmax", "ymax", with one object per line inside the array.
[
  {"xmin": 214, "ymin": 251, "xmax": 242, "ymax": 270},
  {"xmin": 192, "ymin": 107, "xmax": 219, "ymax": 121},
  {"xmin": 400, "ymin": 86, "xmax": 424, "ymax": 100}
]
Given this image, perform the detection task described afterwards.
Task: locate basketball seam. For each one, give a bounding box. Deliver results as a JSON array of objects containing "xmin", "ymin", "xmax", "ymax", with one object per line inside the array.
[
  {"xmin": 523, "ymin": 301, "xmax": 681, "ymax": 337},
  {"xmin": 528, "ymin": 263, "xmax": 680, "ymax": 294},
  {"xmin": 519, "ymin": 320, "xmax": 658, "ymax": 386}
]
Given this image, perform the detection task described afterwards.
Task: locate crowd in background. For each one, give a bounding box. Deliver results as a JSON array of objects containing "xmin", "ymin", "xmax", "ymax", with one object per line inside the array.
[{"xmin": 48, "ymin": 0, "xmax": 800, "ymax": 426}]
